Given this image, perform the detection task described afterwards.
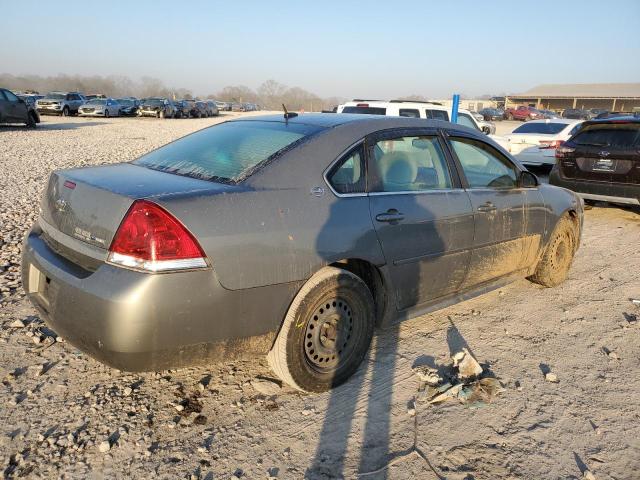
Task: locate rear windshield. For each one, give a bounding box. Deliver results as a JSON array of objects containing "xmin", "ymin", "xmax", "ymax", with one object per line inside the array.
[
  {"xmin": 512, "ymin": 123, "xmax": 568, "ymax": 134},
  {"xmin": 134, "ymin": 120, "xmax": 325, "ymax": 183},
  {"xmin": 342, "ymin": 106, "xmax": 387, "ymax": 115},
  {"xmin": 572, "ymin": 124, "xmax": 640, "ymax": 148}
]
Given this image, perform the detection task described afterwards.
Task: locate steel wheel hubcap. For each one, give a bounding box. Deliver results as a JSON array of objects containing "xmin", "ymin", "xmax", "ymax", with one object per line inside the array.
[{"xmin": 304, "ymin": 299, "xmax": 354, "ymax": 371}]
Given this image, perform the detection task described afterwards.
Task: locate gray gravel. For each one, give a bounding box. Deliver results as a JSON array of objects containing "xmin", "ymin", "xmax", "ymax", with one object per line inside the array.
[{"xmin": 1, "ymin": 115, "xmax": 639, "ymax": 479}]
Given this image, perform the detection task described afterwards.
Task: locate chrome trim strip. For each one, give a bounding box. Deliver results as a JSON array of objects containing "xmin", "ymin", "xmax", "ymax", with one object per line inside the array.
[{"xmin": 369, "ymin": 188, "xmax": 466, "ymax": 196}]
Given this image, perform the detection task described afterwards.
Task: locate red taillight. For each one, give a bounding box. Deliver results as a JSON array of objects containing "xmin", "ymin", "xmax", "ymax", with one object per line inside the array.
[
  {"xmin": 107, "ymin": 200, "xmax": 207, "ymax": 272},
  {"xmin": 63, "ymin": 180, "xmax": 76, "ymax": 189},
  {"xmin": 356, "ymin": 103, "xmax": 369, "ymax": 107},
  {"xmin": 539, "ymin": 140, "xmax": 564, "ymax": 149},
  {"xmin": 555, "ymin": 145, "xmax": 576, "ymax": 159}
]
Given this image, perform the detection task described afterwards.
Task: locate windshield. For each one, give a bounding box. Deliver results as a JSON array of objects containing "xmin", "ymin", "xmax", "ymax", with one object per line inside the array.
[
  {"xmin": 134, "ymin": 120, "xmax": 325, "ymax": 183},
  {"xmin": 87, "ymin": 99, "xmax": 107, "ymax": 105},
  {"xmin": 45, "ymin": 93, "xmax": 65, "ymax": 99},
  {"xmin": 512, "ymin": 123, "xmax": 568, "ymax": 134},
  {"xmin": 144, "ymin": 99, "xmax": 165, "ymax": 106},
  {"xmin": 117, "ymin": 99, "xmax": 133, "ymax": 106}
]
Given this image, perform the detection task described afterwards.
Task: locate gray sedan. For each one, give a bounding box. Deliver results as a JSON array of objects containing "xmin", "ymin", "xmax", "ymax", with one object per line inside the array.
[{"xmin": 22, "ymin": 114, "xmax": 583, "ymax": 392}]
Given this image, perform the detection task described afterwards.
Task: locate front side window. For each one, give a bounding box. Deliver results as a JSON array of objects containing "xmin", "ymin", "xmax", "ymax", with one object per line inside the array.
[
  {"xmin": 135, "ymin": 120, "xmax": 324, "ymax": 183},
  {"xmin": 450, "ymin": 137, "xmax": 518, "ymax": 189},
  {"xmin": 327, "ymin": 145, "xmax": 365, "ymax": 194},
  {"xmin": 371, "ymin": 136, "xmax": 452, "ymax": 192}
]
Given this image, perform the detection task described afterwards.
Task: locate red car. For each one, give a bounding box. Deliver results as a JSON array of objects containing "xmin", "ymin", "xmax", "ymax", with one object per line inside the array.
[{"xmin": 505, "ymin": 106, "xmax": 544, "ymax": 121}]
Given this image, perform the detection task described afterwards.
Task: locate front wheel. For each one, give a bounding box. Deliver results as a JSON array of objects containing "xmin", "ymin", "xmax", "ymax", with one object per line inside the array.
[
  {"xmin": 62, "ymin": 106, "xmax": 70, "ymax": 117},
  {"xmin": 528, "ymin": 215, "xmax": 578, "ymax": 287},
  {"xmin": 267, "ymin": 267, "xmax": 375, "ymax": 392},
  {"xmin": 104, "ymin": 109, "xmax": 109, "ymax": 118}
]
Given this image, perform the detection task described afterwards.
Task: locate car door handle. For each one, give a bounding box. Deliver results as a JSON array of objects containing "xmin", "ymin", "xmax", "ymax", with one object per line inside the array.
[
  {"xmin": 376, "ymin": 209, "xmax": 405, "ymax": 223},
  {"xmin": 477, "ymin": 202, "xmax": 497, "ymax": 213}
]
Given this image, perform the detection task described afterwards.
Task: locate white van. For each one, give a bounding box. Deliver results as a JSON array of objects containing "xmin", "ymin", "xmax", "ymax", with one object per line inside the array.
[{"xmin": 337, "ymin": 100, "xmax": 508, "ymax": 150}]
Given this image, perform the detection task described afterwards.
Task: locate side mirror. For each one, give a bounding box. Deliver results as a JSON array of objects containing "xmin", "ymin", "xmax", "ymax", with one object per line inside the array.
[{"xmin": 520, "ymin": 170, "xmax": 538, "ymax": 188}]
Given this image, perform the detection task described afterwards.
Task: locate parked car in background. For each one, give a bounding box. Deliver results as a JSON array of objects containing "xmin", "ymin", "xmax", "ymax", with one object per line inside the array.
[
  {"xmin": 539, "ymin": 109, "xmax": 560, "ymax": 119},
  {"xmin": 470, "ymin": 111, "xmax": 484, "ymax": 122},
  {"xmin": 21, "ymin": 113, "xmax": 582, "ymax": 392},
  {"xmin": 36, "ymin": 92, "xmax": 85, "ymax": 116},
  {"xmin": 175, "ymin": 99, "xmax": 199, "ymax": 118},
  {"xmin": 173, "ymin": 100, "xmax": 189, "ymax": 119},
  {"xmin": 0, "ymin": 88, "xmax": 40, "ymax": 127},
  {"xmin": 84, "ymin": 94, "xmax": 107, "ymax": 101},
  {"xmin": 116, "ymin": 98, "xmax": 140, "ymax": 116},
  {"xmin": 477, "ymin": 119, "xmax": 496, "ymax": 134},
  {"xmin": 194, "ymin": 101, "xmax": 209, "ymax": 117},
  {"xmin": 562, "ymin": 108, "xmax": 593, "ymax": 120},
  {"xmin": 589, "ymin": 108, "xmax": 609, "ymax": 118},
  {"xmin": 550, "ymin": 115, "xmax": 640, "ymax": 205},
  {"xmin": 479, "ymin": 108, "xmax": 504, "ymax": 121},
  {"xmin": 78, "ymin": 98, "xmax": 121, "ymax": 117},
  {"xmin": 138, "ymin": 98, "xmax": 176, "ymax": 118},
  {"xmin": 216, "ymin": 101, "xmax": 231, "ymax": 111},
  {"xmin": 337, "ymin": 100, "xmax": 509, "ymax": 149},
  {"xmin": 205, "ymin": 101, "xmax": 219, "ymax": 116},
  {"xmin": 504, "ymin": 119, "xmax": 583, "ymax": 166},
  {"xmin": 504, "ymin": 105, "xmax": 544, "ymax": 121},
  {"xmin": 16, "ymin": 94, "xmax": 40, "ymax": 108},
  {"xmin": 231, "ymin": 102, "xmax": 244, "ymax": 112}
]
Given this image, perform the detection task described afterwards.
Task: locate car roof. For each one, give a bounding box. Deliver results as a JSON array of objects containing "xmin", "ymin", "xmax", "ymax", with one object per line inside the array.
[
  {"xmin": 230, "ymin": 113, "xmax": 487, "ymax": 138},
  {"xmin": 522, "ymin": 118, "xmax": 582, "ymax": 125},
  {"xmin": 582, "ymin": 115, "xmax": 640, "ymax": 126}
]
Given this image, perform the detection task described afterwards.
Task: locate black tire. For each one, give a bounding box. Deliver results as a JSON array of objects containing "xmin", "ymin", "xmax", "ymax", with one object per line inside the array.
[
  {"xmin": 528, "ymin": 215, "xmax": 578, "ymax": 287},
  {"xmin": 267, "ymin": 267, "xmax": 375, "ymax": 392},
  {"xmin": 62, "ymin": 106, "xmax": 70, "ymax": 117},
  {"xmin": 104, "ymin": 109, "xmax": 110, "ymax": 118},
  {"xmin": 158, "ymin": 110, "xmax": 164, "ymax": 119},
  {"xmin": 507, "ymin": 113, "xmax": 514, "ymax": 120},
  {"xmin": 26, "ymin": 112, "xmax": 37, "ymax": 128}
]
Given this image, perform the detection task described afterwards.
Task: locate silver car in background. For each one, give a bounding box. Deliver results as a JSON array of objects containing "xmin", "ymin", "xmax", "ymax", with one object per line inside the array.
[{"xmin": 78, "ymin": 98, "xmax": 121, "ymax": 117}]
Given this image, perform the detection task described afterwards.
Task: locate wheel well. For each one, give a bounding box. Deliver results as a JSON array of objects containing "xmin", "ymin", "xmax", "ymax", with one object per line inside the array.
[{"xmin": 330, "ymin": 259, "xmax": 388, "ymax": 326}]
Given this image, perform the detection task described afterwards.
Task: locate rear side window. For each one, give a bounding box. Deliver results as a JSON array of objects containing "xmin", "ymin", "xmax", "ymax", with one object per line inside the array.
[
  {"xmin": 370, "ymin": 136, "xmax": 452, "ymax": 192},
  {"xmin": 399, "ymin": 108, "xmax": 420, "ymax": 118},
  {"xmin": 327, "ymin": 145, "xmax": 365, "ymax": 194},
  {"xmin": 512, "ymin": 123, "xmax": 570, "ymax": 134},
  {"xmin": 135, "ymin": 120, "xmax": 324, "ymax": 183},
  {"xmin": 572, "ymin": 125, "xmax": 640, "ymax": 148},
  {"xmin": 425, "ymin": 109, "xmax": 449, "ymax": 121},
  {"xmin": 342, "ymin": 106, "xmax": 387, "ymax": 115}
]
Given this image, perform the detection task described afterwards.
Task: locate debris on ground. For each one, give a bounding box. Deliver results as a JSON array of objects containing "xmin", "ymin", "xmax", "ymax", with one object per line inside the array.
[
  {"xmin": 414, "ymin": 349, "xmax": 503, "ymax": 406},
  {"xmin": 631, "ymin": 298, "xmax": 640, "ymax": 306},
  {"xmin": 250, "ymin": 377, "xmax": 282, "ymax": 396},
  {"xmin": 545, "ymin": 372, "xmax": 559, "ymax": 383}
]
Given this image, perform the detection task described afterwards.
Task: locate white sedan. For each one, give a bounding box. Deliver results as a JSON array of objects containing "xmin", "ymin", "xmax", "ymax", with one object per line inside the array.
[
  {"xmin": 504, "ymin": 119, "xmax": 583, "ymax": 166},
  {"xmin": 78, "ymin": 98, "xmax": 121, "ymax": 117}
]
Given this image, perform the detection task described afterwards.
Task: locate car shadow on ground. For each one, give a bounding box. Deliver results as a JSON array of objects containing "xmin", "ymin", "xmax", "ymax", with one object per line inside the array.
[
  {"xmin": 305, "ymin": 194, "xmax": 448, "ymax": 479},
  {"xmin": 0, "ymin": 122, "xmax": 107, "ymax": 132}
]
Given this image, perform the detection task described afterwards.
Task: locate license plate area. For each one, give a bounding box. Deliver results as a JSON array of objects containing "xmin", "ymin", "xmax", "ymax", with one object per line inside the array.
[{"xmin": 593, "ymin": 158, "xmax": 615, "ymax": 172}]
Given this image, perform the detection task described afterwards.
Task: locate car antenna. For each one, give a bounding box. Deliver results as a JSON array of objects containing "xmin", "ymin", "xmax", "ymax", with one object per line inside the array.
[{"xmin": 282, "ymin": 104, "xmax": 298, "ymax": 120}]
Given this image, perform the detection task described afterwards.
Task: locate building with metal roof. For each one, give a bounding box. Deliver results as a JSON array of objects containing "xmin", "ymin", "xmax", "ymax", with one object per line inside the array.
[{"xmin": 505, "ymin": 83, "xmax": 640, "ymax": 112}]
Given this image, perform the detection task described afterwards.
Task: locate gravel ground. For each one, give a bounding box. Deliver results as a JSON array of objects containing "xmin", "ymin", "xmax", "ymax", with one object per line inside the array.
[{"xmin": 1, "ymin": 115, "xmax": 639, "ymax": 479}]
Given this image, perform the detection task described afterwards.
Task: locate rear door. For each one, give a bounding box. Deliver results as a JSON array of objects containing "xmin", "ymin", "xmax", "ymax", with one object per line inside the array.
[
  {"xmin": 366, "ymin": 128, "xmax": 474, "ymax": 310},
  {"xmin": 445, "ymin": 134, "xmax": 531, "ymax": 288}
]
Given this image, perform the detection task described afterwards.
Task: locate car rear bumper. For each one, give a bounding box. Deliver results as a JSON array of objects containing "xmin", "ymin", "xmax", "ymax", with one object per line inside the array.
[
  {"xmin": 21, "ymin": 224, "xmax": 296, "ymax": 371},
  {"xmin": 549, "ymin": 168, "xmax": 640, "ymax": 205},
  {"xmin": 515, "ymin": 151, "xmax": 556, "ymax": 166}
]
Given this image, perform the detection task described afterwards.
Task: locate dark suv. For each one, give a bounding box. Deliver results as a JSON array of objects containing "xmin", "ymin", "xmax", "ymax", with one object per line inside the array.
[{"xmin": 550, "ymin": 116, "xmax": 640, "ymax": 206}]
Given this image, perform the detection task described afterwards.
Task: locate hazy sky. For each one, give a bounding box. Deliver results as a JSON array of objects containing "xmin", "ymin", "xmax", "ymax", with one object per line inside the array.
[{"xmin": 3, "ymin": 0, "xmax": 639, "ymax": 98}]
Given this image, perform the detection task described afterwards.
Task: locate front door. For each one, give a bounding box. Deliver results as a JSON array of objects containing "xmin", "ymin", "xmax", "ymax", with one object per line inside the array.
[
  {"xmin": 367, "ymin": 130, "xmax": 475, "ymax": 310},
  {"xmin": 446, "ymin": 135, "xmax": 529, "ymax": 288}
]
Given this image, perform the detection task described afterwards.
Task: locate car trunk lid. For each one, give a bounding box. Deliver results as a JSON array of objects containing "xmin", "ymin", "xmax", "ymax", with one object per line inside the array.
[{"xmin": 40, "ymin": 163, "xmax": 237, "ymax": 251}]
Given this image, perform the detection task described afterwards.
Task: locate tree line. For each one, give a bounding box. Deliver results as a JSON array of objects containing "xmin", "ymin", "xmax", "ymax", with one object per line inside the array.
[{"xmin": 0, "ymin": 74, "xmax": 345, "ymax": 111}]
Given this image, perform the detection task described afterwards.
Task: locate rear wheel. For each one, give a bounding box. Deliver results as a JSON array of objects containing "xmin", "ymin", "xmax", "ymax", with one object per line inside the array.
[
  {"xmin": 267, "ymin": 267, "xmax": 375, "ymax": 392},
  {"xmin": 159, "ymin": 110, "xmax": 165, "ymax": 119},
  {"xmin": 529, "ymin": 215, "xmax": 578, "ymax": 287},
  {"xmin": 62, "ymin": 106, "xmax": 70, "ymax": 117},
  {"xmin": 104, "ymin": 109, "xmax": 110, "ymax": 118}
]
